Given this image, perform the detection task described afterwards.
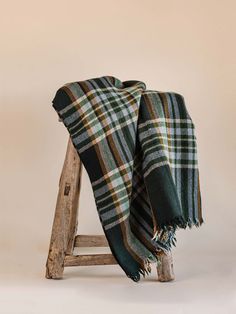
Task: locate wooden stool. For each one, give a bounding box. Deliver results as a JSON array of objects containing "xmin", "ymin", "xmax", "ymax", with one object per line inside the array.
[{"xmin": 45, "ymin": 137, "xmax": 174, "ymax": 282}]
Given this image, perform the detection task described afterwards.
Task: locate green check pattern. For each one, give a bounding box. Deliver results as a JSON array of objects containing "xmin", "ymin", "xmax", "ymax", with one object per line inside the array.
[{"xmin": 52, "ymin": 76, "xmax": 203, "ymax": 282}]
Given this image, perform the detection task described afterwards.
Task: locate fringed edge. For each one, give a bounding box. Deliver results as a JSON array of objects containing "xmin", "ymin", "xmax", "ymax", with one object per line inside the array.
[
  {"xmin": 127, "ymin": 253, "xmax": 157, "ymax": 283},
  {"xmin": 127, "ymin": 217, "xmax": 205, "ymax": 282},
  {"xmin": 151, "ymin": 217, "xmax": 204, "ymax": 252}
]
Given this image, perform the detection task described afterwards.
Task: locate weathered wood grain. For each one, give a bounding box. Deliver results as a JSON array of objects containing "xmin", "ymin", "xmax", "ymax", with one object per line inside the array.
[
  {"xmin": 156, "ymin": 251, "xmax": 175, "ymax": 282},
  {"xmin": 64, "ymin": 254, "xmax": 117, "ymax": 266},
  {"xmin": 45, "ymin": 137, "xmax": 82, "ymax": 279},
  {"xmin": 74, "ymin": 235, "xmax": 109, "ymax": 247}
]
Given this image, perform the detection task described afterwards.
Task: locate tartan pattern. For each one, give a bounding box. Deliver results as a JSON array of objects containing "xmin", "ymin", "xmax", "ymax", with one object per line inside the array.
[{"xmin": 52, "ymin": 76, "xmax": 203, "ymax": 282}]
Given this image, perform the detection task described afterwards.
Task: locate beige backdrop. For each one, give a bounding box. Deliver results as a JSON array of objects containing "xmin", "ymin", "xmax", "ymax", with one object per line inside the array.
[{"xmin": 0, "ymin": 0, "xmax": 236, "ymax": 312}]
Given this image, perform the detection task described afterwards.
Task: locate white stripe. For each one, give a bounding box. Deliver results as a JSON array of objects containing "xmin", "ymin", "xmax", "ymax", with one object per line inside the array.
[
  {"xmin": 138, "ymin": 117, "xmax": 194, "ymax": 130},
  {"xmin": 68, "ymin": 90, "xmax": 139, "ymax": 132},
  {"xmin": 141, "ymin": 137, "xmax": 197, "ymax": 151},
  {"xmin": 59, "ymin": 85, "xmax": 142, "ymax": 115},
  {"xmin": 91, "ymin": 161, "xmax": 133, "ymax": 187},
  {"xmin": 74, "ymin": 116, "xmax": 136, "ymax": 153},
  {"xmin": 104, "ymin": 212, "xmax": 130, "ymax": 230},
  {"xmin": 99, "ymin": 193, "xmax": 128, "ymax": 212},
  {"xmin": 140, "ymin": 130, "xmax": 196, "ymax": 142},
  {"xmin": 96, "ymin": 182, "xmax": 132, "ymax": 204},
  {"xmin": 144, "ymin": 161, "xmax": 198, "ymax": 177},
  {"xmin": 70, "ymin": 104, "xmax": 137, "ymax": 138}
]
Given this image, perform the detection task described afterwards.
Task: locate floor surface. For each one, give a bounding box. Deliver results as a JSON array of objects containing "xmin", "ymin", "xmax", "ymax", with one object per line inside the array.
[{"xmin": 0, "ymin": 248, "xmax": 235, "ymax": 314}]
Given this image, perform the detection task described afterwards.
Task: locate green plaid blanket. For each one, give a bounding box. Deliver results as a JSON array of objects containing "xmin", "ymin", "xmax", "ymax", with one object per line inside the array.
[{"xmin": 52, "ymin": 75, "xmax": 203, "ymax": 282}]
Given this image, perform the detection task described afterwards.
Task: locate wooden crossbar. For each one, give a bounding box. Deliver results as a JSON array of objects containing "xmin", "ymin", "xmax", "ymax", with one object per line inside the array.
[
  {"xmin": 74, "ymin": 235, "xmax": 109, "ymax": 247},
  {"xmin": 64, "ymin": 254, "xmax": 117, "ymax": 267}
]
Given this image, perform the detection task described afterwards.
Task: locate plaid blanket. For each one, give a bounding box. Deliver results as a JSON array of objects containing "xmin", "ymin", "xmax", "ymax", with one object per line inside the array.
[{"xmin": 52, "ymin": 75, "xmax": 203, "ymax": 282}]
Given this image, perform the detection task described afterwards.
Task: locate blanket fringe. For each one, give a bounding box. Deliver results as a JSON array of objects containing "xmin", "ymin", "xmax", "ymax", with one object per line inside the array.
[
  {"xmin": 151, "ymin": 217, "xmax": 204, "ymax": 252},
  {"xmin": 127, "ymin": 253, "xmax": 158, "ymax": 282},
  {"xmin": 127, "ymin": 218, "xmax": 204, "ymax": 282}
]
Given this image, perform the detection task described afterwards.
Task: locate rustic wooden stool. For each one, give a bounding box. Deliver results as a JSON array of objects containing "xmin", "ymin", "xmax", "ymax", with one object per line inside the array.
[{"xmin": 45, "ymin": 137, "xmax": 174, "ymax": 282}]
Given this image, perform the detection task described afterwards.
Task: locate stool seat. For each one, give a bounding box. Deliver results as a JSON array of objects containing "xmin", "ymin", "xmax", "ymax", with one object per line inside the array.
[{"xmin": 45, "ymin": 137, "xmax": 174, "ymax": 282}]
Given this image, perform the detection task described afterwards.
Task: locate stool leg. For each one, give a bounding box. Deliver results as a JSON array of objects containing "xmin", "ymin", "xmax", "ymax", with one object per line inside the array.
[
  {"xmin": 156, "ymin": 251, "xmax": 175, "ymax": 282},
  {"xmin": 45, "ymin": 137, "xmax": 82, "ymax": 279}
]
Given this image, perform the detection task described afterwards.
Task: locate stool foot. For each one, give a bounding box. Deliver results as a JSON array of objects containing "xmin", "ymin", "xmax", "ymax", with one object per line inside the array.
[
  {"xmin": 156, "ymin": 251, "xmax": 175, "ymax": 282},
  {"xmin": 45, "ymin": 250, "xmax": 64, "ymax": 279}
]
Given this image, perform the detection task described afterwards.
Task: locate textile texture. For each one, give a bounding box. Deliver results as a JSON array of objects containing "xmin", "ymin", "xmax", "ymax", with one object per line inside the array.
[{"xmin": 52, "ymin": 75, "xmax": 204, "ymax": 282}]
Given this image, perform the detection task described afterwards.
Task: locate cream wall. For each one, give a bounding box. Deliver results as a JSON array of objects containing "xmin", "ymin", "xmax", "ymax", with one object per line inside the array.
[{"xmin": 0, "ymin": 0, "xmax": 235, "ymax": 273}]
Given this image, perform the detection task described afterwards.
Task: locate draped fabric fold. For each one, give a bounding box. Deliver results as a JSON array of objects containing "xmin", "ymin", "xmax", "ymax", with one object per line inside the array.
[{"xmin": 51, "ymin": 75, "xmax": 203, "ymax": 282}]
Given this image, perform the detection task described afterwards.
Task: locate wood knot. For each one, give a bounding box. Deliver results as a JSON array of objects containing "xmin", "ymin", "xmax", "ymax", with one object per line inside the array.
[{"xmin": 64, "ymin": 183, "xmax": 71, "ymax": 196}]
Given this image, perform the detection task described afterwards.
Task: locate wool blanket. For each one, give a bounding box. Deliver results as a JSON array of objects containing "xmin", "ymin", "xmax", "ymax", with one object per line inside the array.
[{"xmin": 52, "ymin": 75, "xmax": 203, "ymax": 282}]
